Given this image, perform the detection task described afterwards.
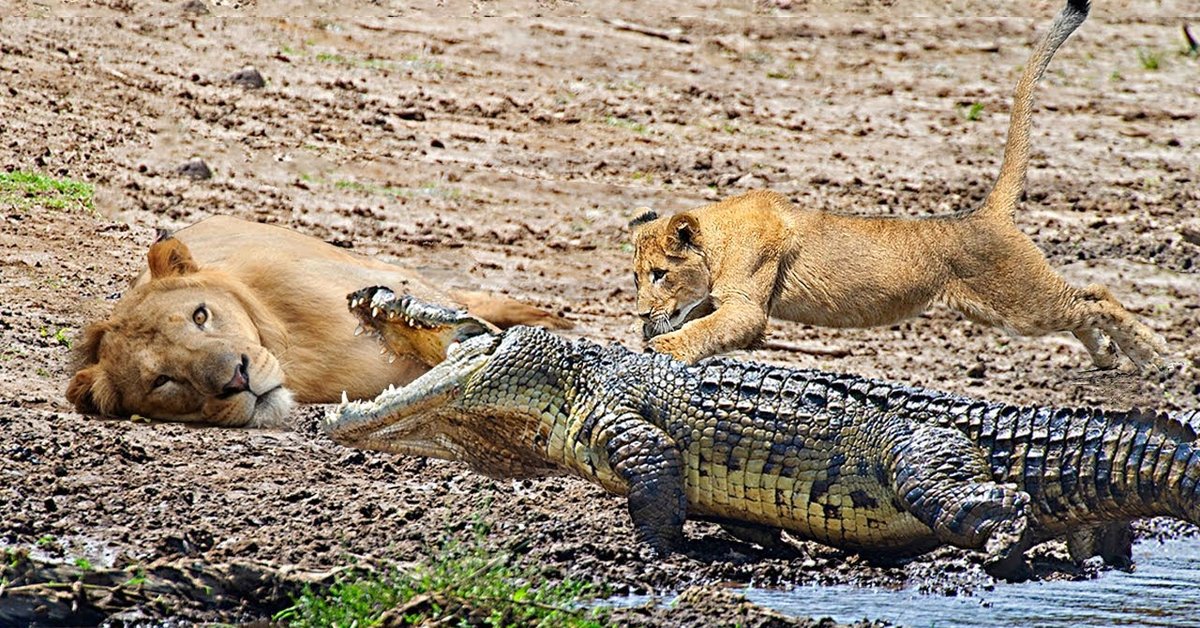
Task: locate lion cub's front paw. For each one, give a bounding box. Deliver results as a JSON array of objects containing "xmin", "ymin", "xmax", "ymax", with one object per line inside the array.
[{"xmin": 648, "ymin": 331, "xmax": 702, "ymax": 364}]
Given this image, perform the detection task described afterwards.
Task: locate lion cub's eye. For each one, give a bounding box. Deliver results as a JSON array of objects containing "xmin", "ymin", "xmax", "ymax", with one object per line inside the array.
[
  {"xmin": 192, "ymin": 305, "xmax": 209, "ymax": 327},
  {"xmin": 650, "ymin": 269, "xmax": 667, "ymax": 283},
  {"xmin": 152, "ymin": 375, "xmax": 172, "ymax": 389}
]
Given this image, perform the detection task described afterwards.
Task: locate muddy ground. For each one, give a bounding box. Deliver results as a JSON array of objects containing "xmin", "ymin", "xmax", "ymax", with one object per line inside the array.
[{"xmin": 1, "ymin": 1, "xmax": 1198, "ymax": 625}]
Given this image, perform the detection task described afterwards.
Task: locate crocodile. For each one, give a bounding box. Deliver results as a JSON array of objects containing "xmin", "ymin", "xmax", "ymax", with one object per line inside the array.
[{"xmin": 326, "ymin": 287, "xmax": 1200, "ymax": 581}]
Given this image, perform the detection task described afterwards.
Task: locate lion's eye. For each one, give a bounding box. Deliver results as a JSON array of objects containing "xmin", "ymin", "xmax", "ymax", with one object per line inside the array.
[
  {"xmin": 650, "ymin": 269, "xmax": 667, "ymax": 283},
  {"xmin": 192, "ymin": 305, "xmax": 209, "ymax": 327},
  {"xmin": 152, "ymin": 375, "xmax": 172, "ymax": 389}
]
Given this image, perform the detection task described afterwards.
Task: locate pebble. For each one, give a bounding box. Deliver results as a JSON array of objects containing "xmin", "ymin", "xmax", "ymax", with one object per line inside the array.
[
  {"xmin": 177, "ymin": 158, "xmax": 212, "ymax": 180},
  {"xmin": 228, "ymin": 66, "xmax": 265, "ymax": 89}
]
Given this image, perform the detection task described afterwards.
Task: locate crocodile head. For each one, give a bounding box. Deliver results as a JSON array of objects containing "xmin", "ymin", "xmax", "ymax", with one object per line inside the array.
[{"xmin": 324, "ymin": 288, "xmax": 563, "ymax": 478}]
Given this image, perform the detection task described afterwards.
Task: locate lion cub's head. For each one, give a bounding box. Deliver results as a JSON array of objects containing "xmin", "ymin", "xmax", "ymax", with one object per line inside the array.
[
  {"xmin": 66, "ymin": 235, "xmax": 293, "ymax": 427},
  {"xmin": 629, "ymin": 209, "xmax": 713, "ymax": 340}
]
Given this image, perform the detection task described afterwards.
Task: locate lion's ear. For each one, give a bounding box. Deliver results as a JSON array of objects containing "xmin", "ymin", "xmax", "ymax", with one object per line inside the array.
[
  {"xmin": 71, "ymin": 322, "xmax": 109, "ymax": 368},
  {"xmin": 68, "ymin": 323, "xmax": 119, "ymax": 415},
  {"xmin": 67, "ymin": 365, "xmax": 119, "ymax": 416},
  {"xmin": 666, "ymin": 213, "xmax": 702, "ymax": 251},
  {"xmin": 628, "ymin": 208, "xmax": 659, "ymax": 230},
  {"xmin": 147, "ymin": 235, "xmax": 199, "ymax": 279}
]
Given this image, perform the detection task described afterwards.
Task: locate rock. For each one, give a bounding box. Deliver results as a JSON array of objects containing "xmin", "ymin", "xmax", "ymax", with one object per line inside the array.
[
  {"xmin": 177, "ymin": 158, "xmax": 212, "ymax": 180},
  {"xmin": 1180, "ymin": 226, "xmax": 1200, "ymax": 247},
  {"xmin": 228, "ymin": 66, "xmax": 265, "ymax": 89},
  {"xmin": 966, "ymin": 362, "xmax": 987, "ymax": 379},
  {"xmin": 181, "ymin": 0, "xmax": 209, "ymax": 14}
]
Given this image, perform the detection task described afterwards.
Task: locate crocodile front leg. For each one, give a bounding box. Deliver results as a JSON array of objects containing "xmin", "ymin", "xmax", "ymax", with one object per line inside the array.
[
  {"xmin": 599, "ymin": 414, "xmax": 688, "ymax": 554},
  {"xmin": 888, "ymin": 424, "xmax": 1035, "ymax": 580}
]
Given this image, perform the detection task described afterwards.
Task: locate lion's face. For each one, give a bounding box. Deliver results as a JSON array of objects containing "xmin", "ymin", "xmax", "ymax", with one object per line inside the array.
[
  {"xmin": 67, "ymin": 237, "xmax": 294, "ymax": 427},
  {"xmin": 630, "ymin": 211, "xmax": 712, "ymax": 340}
]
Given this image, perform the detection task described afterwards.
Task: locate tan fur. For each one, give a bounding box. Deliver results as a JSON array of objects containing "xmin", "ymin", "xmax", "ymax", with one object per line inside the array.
[
  {"xmin": 67, "ymin": 216, "xmax": 571, "ymax": 427},
  {"xmin": 630, "ymin": 1, "xmax": 1167, "ymax": 369}
]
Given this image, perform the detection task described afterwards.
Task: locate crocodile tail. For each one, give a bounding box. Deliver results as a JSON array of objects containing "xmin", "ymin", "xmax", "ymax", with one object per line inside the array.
[
  {"xmin": 974, "ymin": 0, "xmax": 1090, "ymax": 221},
  {"xmin": 1071, "ymin": 407, "xmax": 1200, "ymax": 525},
  {"xmin": 1179, "ymin": 443, "xmax": 1200, "ymax": 525},
  {"xmin": 1172, "ymin": 409, "xmax": 1200, "ymax": 524}
]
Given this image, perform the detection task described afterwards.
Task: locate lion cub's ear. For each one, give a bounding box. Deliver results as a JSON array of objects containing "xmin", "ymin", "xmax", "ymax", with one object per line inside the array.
[
  {"xmin": 666, "ymin": 213, "xmax": 702, "ymax": 251},
  {"xmin": 628, "ymin": 207, "xmax": 659, "ymax": 230},
  {"xmin": 147, "ymin": 235, "xmax": 200, "ymax": 279}
]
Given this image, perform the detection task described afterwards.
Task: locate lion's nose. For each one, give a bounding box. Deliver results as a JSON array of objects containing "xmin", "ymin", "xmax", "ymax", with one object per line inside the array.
[{"xmin": 222, "ymin": 354, "xmax": 251, "ymax": 395}]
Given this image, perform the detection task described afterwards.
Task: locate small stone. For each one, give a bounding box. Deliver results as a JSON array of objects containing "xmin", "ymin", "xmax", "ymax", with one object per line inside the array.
[
  {"xmin": 177, "ymin": 158, "xmax": 212, "ymax": 180},
  {"xmin": 181, "ymin": 0, "xmax": 209, "ymax": 14},
  {"xmin": 1180, "ymin": 226, "xmax": 1200, "ymax": 247},
  {"xmin": 228, "ymin": 66, "xmax": 265, "ymax": 89},
  {"xmin": 966, "ymin": 362, "xmax": 987, "ymax": 379}
]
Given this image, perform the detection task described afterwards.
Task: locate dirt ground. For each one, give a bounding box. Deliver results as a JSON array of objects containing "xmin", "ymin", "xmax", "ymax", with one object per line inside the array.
[{"xmin": 1, "ymin": 1, "xmax": 1198, "ymax": 625}]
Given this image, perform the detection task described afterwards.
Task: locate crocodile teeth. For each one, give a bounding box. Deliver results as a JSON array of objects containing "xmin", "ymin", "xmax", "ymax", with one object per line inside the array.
[
  {"xmin": 353, "ymin": 324, "xmax": 365, "ymax": 336},
  {"xmin": 388, "ymin": 354, "xmax": 396, "ymax": 364},
  {"xmin": 341, "ymin": 391, "xmax": 349, "ymax": 404},
  {"xmin": 371, "ymin": 306, "xmax": 381, "ymax": 318},
  {"xmin": 387, "ymin": 309, "xmax": 397, "ymax": 320},
  {"xmin": 380, "ymin": 346, "xmax": 388, "ymax": 355}
]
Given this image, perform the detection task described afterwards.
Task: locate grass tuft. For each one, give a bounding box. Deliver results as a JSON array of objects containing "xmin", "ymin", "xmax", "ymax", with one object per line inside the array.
[
  {"xmin": 963, "ymin": 102, "xmax": 984, "ymax": 122},
  {"xmin": 0, "ymin": 171, "xmax": 94, "ymax": 213},
  {"xmin": 274, "ymin": 526, "xmax": 607, "ymax": 627},
  {"xmin": 1137, "ymin": 48, "xmax": 1161, "ymax": 70}
]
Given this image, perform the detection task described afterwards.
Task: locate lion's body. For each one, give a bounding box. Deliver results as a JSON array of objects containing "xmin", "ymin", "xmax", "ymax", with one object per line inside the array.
[
  {"xmin": 630, "ymin": 0, "xmax": 1167, "ymax": 369},
  {"xmin": 68, "ymin": 216, "xmax": 569, "ymax": 427},
  {"xmin": 634, "ymin": 190, "xmax": 1165, "ymax": 368}
]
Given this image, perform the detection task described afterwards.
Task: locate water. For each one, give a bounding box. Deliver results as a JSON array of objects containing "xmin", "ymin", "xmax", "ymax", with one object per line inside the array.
[{"xmin": 744, "ymin": 538, "xmax": 1200, "ymax": 628}]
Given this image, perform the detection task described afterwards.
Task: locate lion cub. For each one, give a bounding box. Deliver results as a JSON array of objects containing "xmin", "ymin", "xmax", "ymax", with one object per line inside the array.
[{"xmin": 629, "ymin": 0, "xmax": 1168, "ymax": 369}]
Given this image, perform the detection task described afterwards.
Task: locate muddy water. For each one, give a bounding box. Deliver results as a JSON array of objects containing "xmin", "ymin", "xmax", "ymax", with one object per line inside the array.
[{"xmin": 745, "ymin": 539, "xmax": 1200, "ymax": 627}]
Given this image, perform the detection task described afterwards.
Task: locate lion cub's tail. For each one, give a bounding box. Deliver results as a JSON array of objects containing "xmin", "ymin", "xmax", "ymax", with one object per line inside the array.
[
  {"xmin": 976, "ymin": 0, "xmax": 1090, "ymax": 221},
  {"xmin": 450, "ymin": 289, "xmax": 575, "ymax": 330}
]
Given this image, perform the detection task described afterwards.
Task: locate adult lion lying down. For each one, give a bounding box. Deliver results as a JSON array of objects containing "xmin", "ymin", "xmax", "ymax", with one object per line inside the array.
[{"xmin": 66, "ymin": 216, "xmax": 571, "ymax": 427}]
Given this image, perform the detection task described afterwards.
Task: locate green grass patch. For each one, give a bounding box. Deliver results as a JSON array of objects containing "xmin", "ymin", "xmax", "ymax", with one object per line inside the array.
[
  {"xmin": 39, "ymin": 327, "xmax": 72, "ymax": 348},
  {"xmin": 301, "ymin": 173, "xmax": 460, "ymax": 199},
  {"xmin": 0, "ymin": 171, "xmax": 94, "ymax": 213},
  {"xmin": 275, "ymin": 530, "xmax": 607, "ymax": 627},
  {"xmin": 332, "ymin": 178, "xmax": 460, "ymax": 199},
  {"xmin": 605, "ymin": 116, "xmax": 649, "ymax": 135},
  {"xmin": 1137, "ymin": 48, "xmax": 1161, "ymax": 70},
  {"xmin": 963, "ymin": 102, "xmax": 985, "ymax": 122}
]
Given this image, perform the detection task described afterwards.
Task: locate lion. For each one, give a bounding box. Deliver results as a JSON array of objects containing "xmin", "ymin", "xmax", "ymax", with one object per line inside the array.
[
  {"xmin": 629, "ymin": 0, "xmax": 1168, "ymax": 369},
  {"xmin": 66, "ymin": 216, "xmax": 572, "ymax": 427}
]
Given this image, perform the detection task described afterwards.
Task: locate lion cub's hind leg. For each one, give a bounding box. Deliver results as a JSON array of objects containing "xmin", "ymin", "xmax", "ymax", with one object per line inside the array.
[
  {"xmin": 1066, "ymin": 284, "xmax": 1169, "ymax": 370},
  {"xmin": 945, "ymin": 262, "xmax": 1167, "ymax": 370}
]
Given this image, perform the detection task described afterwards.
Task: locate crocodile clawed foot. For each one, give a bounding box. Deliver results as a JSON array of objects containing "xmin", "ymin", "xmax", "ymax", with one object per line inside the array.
[
  {"xmin": 982, "ymin": 517, "xmax": 1035, "ymax": 582},
  {"xmin": 636, "ymin": 526, "xmax": 685, "ymax": 559}
]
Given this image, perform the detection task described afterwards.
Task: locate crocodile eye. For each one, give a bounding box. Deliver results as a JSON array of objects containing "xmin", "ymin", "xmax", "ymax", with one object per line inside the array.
[
  {"xmin": 152, "ymin": 375, "xmax": 172, "ymax": 389},
  {"xmin": 192, "ymin": 304, "xmax": 209, "ymax": 327},
  {"xmin": 650, "ymin": 269, "xmax": 667, "ymax": 283}
]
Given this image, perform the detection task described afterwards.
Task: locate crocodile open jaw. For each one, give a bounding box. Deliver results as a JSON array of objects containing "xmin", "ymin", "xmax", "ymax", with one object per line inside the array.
[
  {"xmin": 345, "ymin": 285, "xmax": 498, "ymax": 366},
  {"xmin": 326, "ymin": 286, "xmax": 503, "ymax": 458}
]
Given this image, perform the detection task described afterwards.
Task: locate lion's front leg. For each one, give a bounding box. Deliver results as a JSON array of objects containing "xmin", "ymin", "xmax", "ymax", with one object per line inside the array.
[{"xmin": 649, "ymin": 299, "xmax": 768, "ymax": 363}]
